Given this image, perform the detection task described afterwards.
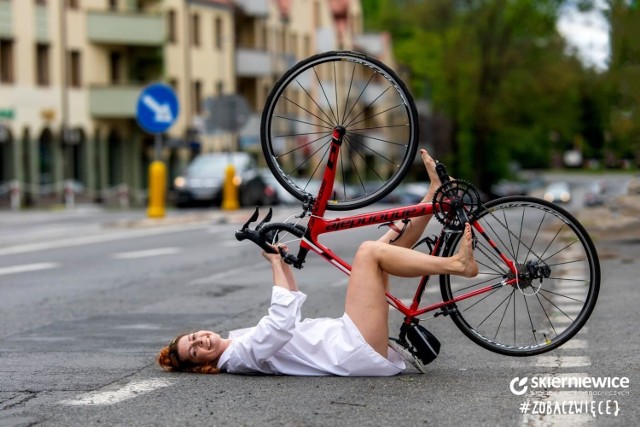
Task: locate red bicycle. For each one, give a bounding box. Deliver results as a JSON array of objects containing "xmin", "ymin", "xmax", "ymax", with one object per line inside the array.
[{"xmin": 236, "ymin": 51, "xmax": 600, "ymax": 360}]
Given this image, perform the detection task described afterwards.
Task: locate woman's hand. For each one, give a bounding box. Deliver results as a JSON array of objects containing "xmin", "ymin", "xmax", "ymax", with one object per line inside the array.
[{"xmin": 261, "ymin": 244, "xmax": 285, "ymax": 264}]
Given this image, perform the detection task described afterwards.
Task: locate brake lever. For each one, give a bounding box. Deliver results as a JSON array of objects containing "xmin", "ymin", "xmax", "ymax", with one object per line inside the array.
[
  {"xmin": 256, "ymin": 207, "xmax": 273, "ymax": 230},
  {"xmin": 241, "ymin": 206, "xmax": 260, "ymax": 231}
]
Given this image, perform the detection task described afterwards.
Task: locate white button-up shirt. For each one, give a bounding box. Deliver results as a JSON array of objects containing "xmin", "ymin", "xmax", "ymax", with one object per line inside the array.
[{"xmin": 217, "ymin": 287, "xmax": 405, "ymax": 376}]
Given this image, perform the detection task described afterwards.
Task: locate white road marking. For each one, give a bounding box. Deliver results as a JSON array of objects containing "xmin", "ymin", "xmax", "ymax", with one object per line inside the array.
[
  {"xmin": 112, "ymin": 247, "xmax": 182, "ymax": 259},
  {"xmin": 0, "ymin": 224, "xmax": 205, "ymax": 256},
  {"xmin": 61, "ymin": 378, "xmax": 172, "ymax": 406},
  {"xmin": 536, "ymin": 355, "xmax": 591, "ymax": 368},
  {"xmin": 559, "ymin": 339, "xmax": 588, "ymax": 349},
  {"xmin": 0, "ymin": 262, "xmax": 59, "ymax": 276},
  {"xmin": 188, "ymin": 265, "xmax": 261, "ymax": 286}
]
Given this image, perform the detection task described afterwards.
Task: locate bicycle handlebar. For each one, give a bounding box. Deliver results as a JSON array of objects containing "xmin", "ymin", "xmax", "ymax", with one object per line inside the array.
[
  {"xmin": 235, "ymin": 228, "xmax": 278, "ymax": 254},
  {"xmin": 235, "ymin": 208, "xmax": 308, "ymax": 268}
]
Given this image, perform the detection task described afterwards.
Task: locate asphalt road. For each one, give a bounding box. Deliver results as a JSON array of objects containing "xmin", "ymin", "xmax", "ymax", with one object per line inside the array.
[{"xmin": 0, "ymin": 204, "xmax": 637, "ymax": 426}]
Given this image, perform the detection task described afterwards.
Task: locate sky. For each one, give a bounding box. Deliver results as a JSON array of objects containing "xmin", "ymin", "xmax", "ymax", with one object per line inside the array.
[{"xmin": 556, "ymin": 1, "xmax": 610, "ymax": 71}]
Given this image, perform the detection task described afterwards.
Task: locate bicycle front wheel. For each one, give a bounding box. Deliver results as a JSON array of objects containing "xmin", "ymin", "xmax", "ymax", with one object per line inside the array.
[
  {"xmin": 261, "ymin": 51, "xmax": 419, "ymax": 211},
  {"xmin": 440, "ymin": 196, "xmax": 600, "ymax": 356}
]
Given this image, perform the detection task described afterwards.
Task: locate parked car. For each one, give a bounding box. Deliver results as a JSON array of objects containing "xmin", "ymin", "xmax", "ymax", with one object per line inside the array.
[
  {"xmin": 583, "ymin": 180, "xmax": 606, "ymax": 207},
  {"xmin": 258, "ymin": 169, "xmax": 299, "ymax": 205},
  {"xmin": 174, "ymin": 152, "xmax": 276, "ymax": 207},
  {"xmin": 543, "ymin": 181, "xmax": 572, "ymax": 204}
]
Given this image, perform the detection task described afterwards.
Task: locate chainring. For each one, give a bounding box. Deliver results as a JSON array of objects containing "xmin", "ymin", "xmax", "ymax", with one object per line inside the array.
[{"xmin": 432, "ymin": 179, "xmax": 483, "ymax": 228}]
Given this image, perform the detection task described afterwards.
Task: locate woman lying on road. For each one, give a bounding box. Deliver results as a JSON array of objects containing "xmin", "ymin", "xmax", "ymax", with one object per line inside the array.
[{"xmin": 157, "ymin": 150, "xmax": 478, "ymax": 376}]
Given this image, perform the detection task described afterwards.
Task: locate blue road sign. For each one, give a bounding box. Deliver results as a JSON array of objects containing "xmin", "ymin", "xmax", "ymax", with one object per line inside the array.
[{"xmin": 136, "ymin": 83, "xmax": 179, "ymax": 134}]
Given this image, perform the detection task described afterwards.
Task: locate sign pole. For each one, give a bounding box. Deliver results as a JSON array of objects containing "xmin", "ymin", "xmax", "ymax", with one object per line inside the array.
[{"xmin": 136, "ymin": 83, "xmax": 179, "ymax": 219}]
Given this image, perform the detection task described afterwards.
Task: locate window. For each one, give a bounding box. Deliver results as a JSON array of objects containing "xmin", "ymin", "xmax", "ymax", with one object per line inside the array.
[
  {"xmin": 109, "ymin": 51, "xmax": 121, "ymax": 84},
  {"xmin": 168, "ymin": 10, "xmax": 177, "ymax": 43},
  {"xmin": 192, "ymin": 13, "xmax": 200, "ymax": 47},
  {"xmin": 216, "ymin": 81, "xmax": 223, "ymax": 96},
  {"xmin": 0, "ymin": 39, "xmax": 14, "ymax": 83},
  {"xmin": 69, "ymin": 50, "xmax": 81, "ymax": 87},
  {"xmin": 36, "ymin": 44, "xmax": 50, "ymax": 86},
  {"xmin": 67, "ymin": 0, "xmax": 79, "ymax": 8},
  {"xmin": 35, "ymin": 0, "xmax": 47, "ymax": 5},
  {"xmin": 109, "ymin": 0, "xmax": 117, "ymax": 11},
  {"xmin": 193, "ymin": 80, "xmax": 202, "ymax": 114},
  {"xmin": 214, "ymin": 17, "xmax": 223, "ymax": 50}
]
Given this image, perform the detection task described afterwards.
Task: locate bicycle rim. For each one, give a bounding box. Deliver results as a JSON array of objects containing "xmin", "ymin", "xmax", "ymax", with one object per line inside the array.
[
  {"xmin": 440, "ymin": 196, "xmax": 600, "ymax": 356},
  {"xmin": 261, "ymin": 51, "xmax": 419, "ymax": 211}
]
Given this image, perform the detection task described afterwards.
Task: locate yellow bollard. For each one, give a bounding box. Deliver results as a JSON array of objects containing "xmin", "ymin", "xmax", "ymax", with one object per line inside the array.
[
  {"xmin": 221, "ymin": 163, "xmax": 240, "ymax": 210},
  {"xmin": 147, "ymin": 160, "xmax": 166, "ymax": 218}
]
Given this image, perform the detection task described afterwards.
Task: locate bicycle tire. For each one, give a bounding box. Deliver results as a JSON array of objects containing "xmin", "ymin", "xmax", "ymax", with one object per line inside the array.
[
  {"xmin": 261, "ymin": 51, "xmax": 419, "ymax": 211},
  {"xmin": 439, "ymin": 196, "xmax": 600, "ymax": 356}
]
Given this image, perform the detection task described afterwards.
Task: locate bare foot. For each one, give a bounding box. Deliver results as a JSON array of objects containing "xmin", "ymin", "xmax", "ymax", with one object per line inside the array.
[
  {"xmin": 455, "ymin": 224, "xmax": 478, "ymax": 277},
  {"xmin": 421, "ymin": 149, "xmax": 441, "ymax": 200}
]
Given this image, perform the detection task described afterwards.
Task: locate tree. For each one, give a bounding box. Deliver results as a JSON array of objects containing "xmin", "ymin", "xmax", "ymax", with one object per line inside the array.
[
  {"xmin": 362, "ymin": 0, "xmax": 593, "ymax": 190},
  {"xmin": 606, "ymin": 0, "xmax": 640, "ymax": 166}
]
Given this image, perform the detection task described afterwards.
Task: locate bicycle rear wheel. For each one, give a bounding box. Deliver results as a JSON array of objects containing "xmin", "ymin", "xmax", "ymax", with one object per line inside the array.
[
  {"xmin": 440, "ymin": 196, "xmax": 600, "ymax": 356},
  {"xmin": 261, "ymin": 51, "xmax": 419, "ymax": 211}
]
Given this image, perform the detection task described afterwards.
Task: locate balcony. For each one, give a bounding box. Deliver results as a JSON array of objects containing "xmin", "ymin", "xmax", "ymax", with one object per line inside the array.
[
  {"xmin": 0, "ymin": 0, "xmax": 12, "ymax": 37},
  {"xmin": 234, "ymin": 0, "xmax": 268, "ymax": 17},
  {"xmin": 236, "ymin": 49, "xmax": 271, "ymax": 77},
  {"xmin": 89, "ymin": 85, "xmax": 143, "ymax": 118},
  {"xmin": 87, "ymin": 11, "xmax": 164, "ymax": 46}
]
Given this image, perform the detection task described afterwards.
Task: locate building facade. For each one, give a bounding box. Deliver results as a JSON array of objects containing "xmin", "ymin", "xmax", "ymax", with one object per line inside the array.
[{"xmin": 0, "ymin": 0, "xmax": 393, "ymax": 208}]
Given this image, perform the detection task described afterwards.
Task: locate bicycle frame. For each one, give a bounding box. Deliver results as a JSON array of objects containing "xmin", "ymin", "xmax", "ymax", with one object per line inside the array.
[{"xmin": 296, "ymin": 127, "xmax": 519, "ymax": 324}]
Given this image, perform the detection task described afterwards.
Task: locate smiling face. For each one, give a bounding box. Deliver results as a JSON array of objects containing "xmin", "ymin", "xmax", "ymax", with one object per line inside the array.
[{"xmin": 176, "ymin": 330, "xmax": 225, "ymax": 365}]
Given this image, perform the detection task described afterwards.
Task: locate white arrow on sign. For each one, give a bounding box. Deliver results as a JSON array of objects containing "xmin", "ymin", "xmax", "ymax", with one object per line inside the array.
[{"xmin": 142, "ymin": 95, "xmax": 174, "ymax": 123}]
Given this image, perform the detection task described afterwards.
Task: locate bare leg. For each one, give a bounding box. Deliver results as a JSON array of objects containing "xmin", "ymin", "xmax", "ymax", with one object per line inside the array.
[
  {"xmin": 378, "ymin": 149, "xmax": 441, "ymax": 248},
  {"xmin": 346, "ymin": 224, "xmax": 477, "ymax": 356}
]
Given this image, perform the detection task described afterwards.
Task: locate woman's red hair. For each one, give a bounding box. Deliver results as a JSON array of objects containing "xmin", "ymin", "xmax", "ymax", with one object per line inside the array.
[{"xmin": 157, "ymin": 334, "xmax": 221, "ymax": 374}]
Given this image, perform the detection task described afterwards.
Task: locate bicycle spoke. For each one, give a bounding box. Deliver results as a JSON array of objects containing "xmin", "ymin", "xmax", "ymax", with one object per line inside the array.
[
  {"xmin": 539, "ymin": 288, "xmax": 585, "ymax": 304},
  {"xmin": 535, "ymin": 292, "xmax": 559, "ymax": 335},
  {"xmin": 343, "ymin": 137, "xmax": 385, "ymax": 182},
  {"xmin": 476, "ymin": 289, "xmax": 513, "ymax": 329},
  {"xmin": 452, "ymin": 273, "xmax": 503, "ymax": 295},
  {"xmin": 538, "ymin": 291, "xmax": 576, "ymax": 322},
  {"xmin": 274, "ymin": 130, "xmax": 334, "ymax": 138},
  {"xmin": 344, "ymin": 85, "xmax": 392, "ymax": 128},
  {"xmin": 281, "ymin": 96, "xmax": 335, "ymax": 128},
  {"xmin": 522, "ymin": 292, "xmax": 538, "ymax": 344},
  {"xmin": 348, "ymin": 131, "xmax": 408, "ymax": 147},
  {"xmin": 333, "ymin": 61, "xmax": 340, "ymax": 125},
  {"xmin": 347, "ymin": 123, "xmax": 411, "ymax": 132},
  {"xmin": 288, "ymin": 139, "xmax": 331, "ymax": 176},
  {"xmin": 461, "ymin": 287, "xmax": 502, "ymax": 313},
  {"xmin": 492, "ymin": 290, "xmax": 515, "ymax": 339},
  {"xmin": 342, "ymin": 72, "xmax": 375, "ymax": 125},
  {"xmin": 313, "ymin": 68, "xmax": 339, "ymax": 123},
  {"xmin": 523, "ymin": 210, "xmax": 546, "ymax": 264},
  {"xmin": 341, "ymin": 64, "xmax": 357, "ymax": 124},
  {"xmin": 273, "ymin": 114, "xmax": 334, "ymax": 130},
  {"xmin": 346, "ymin": 103, "xmax": 405, "ymax": 128},
  {"xmin": 295, "ymin": 79, "xmax": 335, "ymax": 126},
  {"xmin": 345, "ymin": 134, "xmax": 400, "ymax": 167},
  {"xmin": 276, "ymin": 133, "xmax": 331, "ymax": 159}
]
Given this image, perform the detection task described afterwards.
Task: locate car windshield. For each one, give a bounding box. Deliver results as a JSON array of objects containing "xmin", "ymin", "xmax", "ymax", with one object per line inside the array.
[{"xmin": 187, "ymin": 154, "xmax": 250, "ymax": 178}]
